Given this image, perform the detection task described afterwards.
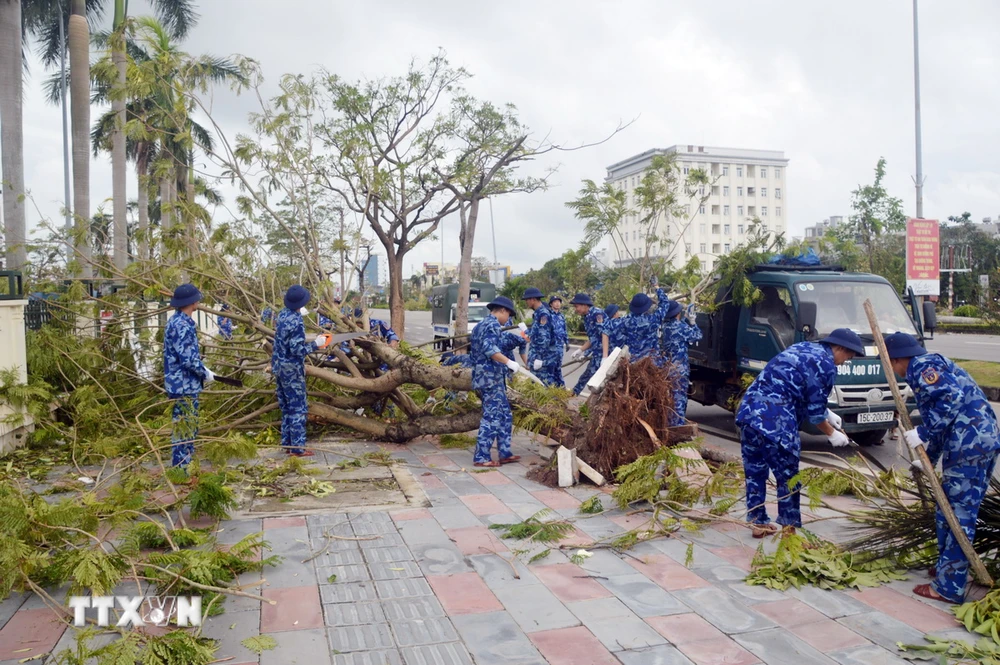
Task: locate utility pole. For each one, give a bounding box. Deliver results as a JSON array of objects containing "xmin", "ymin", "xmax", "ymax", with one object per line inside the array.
[
  {"xmin": 489, "ymin": 198, "xmax": 498, "ymax": 267},
  {"xmin": 912, "ymin": 0, "xmax": 925, "ymax": 219}
]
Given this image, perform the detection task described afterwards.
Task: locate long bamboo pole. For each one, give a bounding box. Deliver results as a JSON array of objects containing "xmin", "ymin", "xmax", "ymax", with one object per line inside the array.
[{"xmin": 863, "ymin": 299, "xmax": 993, "ymax": 587}]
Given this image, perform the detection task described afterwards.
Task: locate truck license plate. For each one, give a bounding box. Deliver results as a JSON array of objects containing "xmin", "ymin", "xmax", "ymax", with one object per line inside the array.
[{"xmin": 857, "ymin": 411, "xmax": 894, "ymax": 424}]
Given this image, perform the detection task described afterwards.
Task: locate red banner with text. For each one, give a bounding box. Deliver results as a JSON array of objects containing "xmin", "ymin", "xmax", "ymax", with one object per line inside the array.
[{"xmin": 905, "ymin": 218, "xmax": 940, "ymax": 296}]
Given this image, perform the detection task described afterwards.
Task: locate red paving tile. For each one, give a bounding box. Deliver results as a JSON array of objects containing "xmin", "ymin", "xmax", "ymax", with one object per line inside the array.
[
  {"xmin": 418, "ymin": 473, "xmax": 446, "ymax": 489},
  {"xmin": 427, "ymin": 572, "xmax": 503, "ymax": 615},
  {"xmin": 608, "ymin": 513, "xmax": 654, "ymax": 531},
  {"xmin": 261, "ymin": 586, "xmax": 323, "ymax": 632},
  {"xmin": 0, "ymin": 608, "xmax": 67, "ymax": 660},
  {"xmin": 711, "ymin": 547, "xmax": 755, "ymax": 571},
  {"xmin": 262, "ymin": 516, "xmax": 306, "ymax": 529},
  {"xmin": 419, "ymin": 454, "xmax": 461, "ymax": 471},
  {"xmin": 753, "ymin": 599, "xmax": 826, "ymax": 628},
  {"xmin": 790, "ymin": 619, "xmax": 871, "ymax": 651},
  {"xmin": 473, "ymin": 470, "xmax": 514, "ymax": 486},
  {"xmin": 626, "ymin": 554, "xmax": 712, "ymax": 591},
  {"xmin": 847, "ymin": 587, "xmax": 959, "ymax": 632},
  {"xmin": 391, "ymin": 508, "xmax": 433, "ymax": 522},
  {"xmin": 558, "ymin": 527, "xmax": 594, "ymax": 548},
  {"xmin": 532, "ymin": 563, "xmax": 614, "ymax": 603},
  {"xmin": 645, "ymin": 613, "xmax": 727, "ymax": 644},
  {"xmin": 677, "ymin": 637, "xmax": 761, "ymax": 665},
  {"xmin": 530, "ymin": 490, "xmax": 581, "ymax": 510},
  {"xmin": 529, "ymin": 626, "xmax": 620, "ymax": 665},
  {"xmin": 446, "ymin": 526, "xmax": 509, "ymax": 556},
  {"xmin": 460, "ymin": 493, "xmax": 509, "ymax": 516}
]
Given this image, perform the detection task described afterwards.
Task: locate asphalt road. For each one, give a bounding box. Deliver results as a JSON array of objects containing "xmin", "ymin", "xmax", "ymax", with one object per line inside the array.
[{"xmin": 924, "ymin": 332, "xmax": 1000, "ymax": 362}]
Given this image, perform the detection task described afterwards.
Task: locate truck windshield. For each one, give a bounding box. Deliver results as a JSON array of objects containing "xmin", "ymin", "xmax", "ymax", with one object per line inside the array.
[
  {"xmin": 468, "ymin": 305, "xmax": 489, "ymax": 323},
  {"xmin": 794, "ymin": 281, "xmax": 918, "ymax": 337}
]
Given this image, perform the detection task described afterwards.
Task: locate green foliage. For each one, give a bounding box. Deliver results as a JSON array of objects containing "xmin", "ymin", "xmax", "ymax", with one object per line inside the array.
[
  {"xmin": 898, "ymin": 635, "xmax": 1000, "ymax": 664},
  {"xmin": 489, "ymin": 510, "xmax": 574, "ymax": 543},
  {"xmin": 186, "ymin": 473, "xmax": 238, "ymax": 520},
  {"xmin": 954, "ymin": 304, "xmax": 981, "ymax": 318},
  {"xmin": 439, "ymin": 433, "xmax": 476, "ymax": 449},
  {"xmin": 241, "ymin": 635, "xmax": 278, "ymax": 655},
  {"xmin": 141, "ymin": 630, "xmax": 218, "ymax": 665},
  {"xmin": 955, "ymin": 589, "xmax": 1000, "ymax": 645},
  {"xmin": 745, "ymin": 533, "xmax": 907, "ymax": 591},
  {"xmin": 201, "ymin": 433, "xmax": 259, "ymax": 469},
  {"xmin": 578, "ymin": 496, "xmax": 603, "ymax": 514},
  {"xmin": 612, "ymin": 445, "xmax": 742, "ymax": 512}
]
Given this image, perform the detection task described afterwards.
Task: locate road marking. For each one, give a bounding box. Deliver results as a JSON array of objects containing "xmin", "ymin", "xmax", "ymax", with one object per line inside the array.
[{"xmin": 967, "ymin": 341, "xmax": 1000, "ymax": 345}]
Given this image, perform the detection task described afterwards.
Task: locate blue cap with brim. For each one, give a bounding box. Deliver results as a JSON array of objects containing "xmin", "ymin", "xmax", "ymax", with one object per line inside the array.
[
  {"xmin": 629, "ymin": 293, "xmax": 653, "ymax": 316},
  {"xmin": 522, "ymin": 287, "xmax": 545, "ymax": 300},
  {"xmin": 170, "ymin": 283, "xmax": 202, "ymax": 308},
  {"xmin": 818, "ymin": 328, "xmax": 866, "ymax": 356},
  {"xmin": 487, "ymin": 296, "xmax": 516, "ymax": 314},
  {"xmin": 284, "ymin": 285, "xmax": 310, "ymax": 310},
  {"xmin": 663, "ymin": 300, "xmax": 683, "ymax": 319},
  {"xmin": 884, "ymin": 332, "xmax": 927, "ymax": 359},
  {"xmin": 569, "ymin": 293, "xmax": 593, "ymax": 306}
]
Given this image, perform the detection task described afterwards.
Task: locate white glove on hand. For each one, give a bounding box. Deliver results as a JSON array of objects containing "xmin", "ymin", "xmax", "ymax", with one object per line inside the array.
[
  {"xmin": 203, "ymin": 367, "xmax": 215, "ymax": 384},
  {"xmin": 504, "ymin": 359, "xmax": 519, "ymax": 373},
  {"xmin": 532, "ymin": 359, "xmax": 543, "ymax": 371},
  {"xmin": 828, "ymin": 430, "xmax": 850, "ymax": 447},
  {"xmin": 314, "ymin": 333, "xmax": 331, "ymax": 349},
  {"xmin": 904, "ymin": 429, "xmax": 924, "ymax": 451},
  {"xmin": 571, "ymin": 349, "xmax": 584, "ymax": 361},
  {"xmin": 911, "ymin": 458, "xmax": 924, "ymax": 472},
  {"xmin": 518, "ymin": 322, "xmax": 528, "ymax": 334},
  {"xmin": 825, "ymin": 409, "xmax": 843, "ymax": 430},
  {"xmin": 686, "ymin": 304, "xmax": 697, "ymax": 324}
]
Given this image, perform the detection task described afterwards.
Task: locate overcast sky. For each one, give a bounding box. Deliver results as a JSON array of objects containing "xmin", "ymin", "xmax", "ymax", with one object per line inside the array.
[{"xmin": 15, "ymin": 0, "xmax": 1000, "ymax": 275}]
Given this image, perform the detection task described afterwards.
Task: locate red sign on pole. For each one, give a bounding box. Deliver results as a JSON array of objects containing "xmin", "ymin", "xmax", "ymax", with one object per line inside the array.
[{"xmin": 905, "ymin": 218, "xmax": 940, "ymax": 296}]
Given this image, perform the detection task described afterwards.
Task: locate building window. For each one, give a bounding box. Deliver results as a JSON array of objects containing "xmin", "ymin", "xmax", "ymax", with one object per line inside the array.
[
  {"xmin": 748, "ymin": 206, "xmax": 756, "ymax": 216},
  {"xmin": 683, "ymin": 166, "xmax": 690, "ymax": 174},
  {"xmin": 699, "ymin": 186, "xmax": 705, "ymax": 196},
  {"xmin": 761, "ymin": 206, "xmax": 768, "ymax": 216},
  {"xmin": 712, "ymin": 186, "xmax": 719, "ymax": 196},
  {"xmin": 737, "ymin": 187, "xmax": 743, "ymax": 197},
  {"xmin": 737, "ymin": 206, "xmax": 744, "ymax": 216},
  {"xmin": 775, "ymin": 168, "xmax": 781, "ymax": 178},
  {"xmin": 736, "ymin": 166, "xmax": 743, "ymax": 177},
  {"xmin": 699, "ymin": 205, "xmax": 706, "ymax": 214},
  {"xmin": 712, "ymin": 243, "xmax": 721, "ymax": 254},
  {"xmin": 699, "ymin": 243, "xmax": 706, "ymax": 253},
  {"xmin": 775, "ymin": 188, "xmax": 782, "ymax": 199},
  {"xmin": 738, "ymin": 224, "xmax": 744, "ymax": 234},
  {"xmin": 684, "ymin": 204, "xmax": 691, "ymax": 215},
  {"xmin": 761, "ymin": 187, "xmax": 767, "ymax": 197},
  {"xmin": 760, "ymin": 167, "xmax": 767, "ymax": 178},
  {"xmin": 712, "ymin": 224, "xmax": 720, "ymax": 234},
  {"xmin": 700, "ymin": 261, "xmax": 707, "ymax": 271},
  {"xmin": 776, "ymin": 207, "xmax": 782, "ymax": 217},
  {"xmin": 723, "ymin": 186, "xmax": 729, "ymax": 196},
  {"xmin": 685, "ymin": 243, "xmax": 691, "ymax": 254},
  {"xmin": 747, "ymin": 187, "xmax": 755, "ymax": 196},
  {"xmin": 632, "ymin": 230, "xmax": 636, "ymax": 240},
  {"xmin": 723, "ymin": 205, "xmax": 730, "ymax": 215},
  {"xmin": 724, "ymin": 223, "xmax": 730, "ymax": 234},
  {"xmin": 711, "ymin": 205, "xmax": 719, "ymax": 215},
  {"xmin": 722, "ymin": 166, "xmax": 729, "ymax": 176},
  {"xmin": 747, "ymin": 165, "xmax": 755, "ymax": 177},
  {"xmin": 724, "ymin": 243, "xmax": 731, "ymax": 252}
]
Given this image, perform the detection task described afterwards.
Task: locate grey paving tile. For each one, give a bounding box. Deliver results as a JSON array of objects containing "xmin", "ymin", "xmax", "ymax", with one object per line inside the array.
[
  {"xmin": 390, "ymin": 617, "xmax": 460, "ymax": 647},
  {"xmin": 376, "ymin": 578, "xmax": 435, "ymax": 600},
  {"xmin": 364, "ymin": 546, "xmax": 416, "ymax": 564},
  {"xmin": 671, "ymin": 587, "xmax": 776, "ymax": 634},
  {"xmin": 689, "ymin": 564, "xmax": 752, "ymax": 585},
  {"xmin": 680, "ymin": 527, "xmax": 742, "ymax": 549},
  {"xmin": 317, "ymin": 563, "xmax": 371, "ymax": 584},
  {"xmin": 508, "ymin": 501, "xmax": 552, "ymax": 520},
  {"xmin": 215, "ymin": 518, "xmax": 263, "ymax": 545},
  {"xmin": 566, "ymin": 598, "xmax": 667, "ymax": 652},
  {"xmin": 429, "ymin": 504, "xmax": 482, "ymax": 529},
  {"xmin": 468, "ymin": 554, "xmax": 540, "ymax": 590},
  {"xmin": 577, "ymin": 550, "xmax": 637, "ymax": 578},
  {"xmin": 333, "ymin": 650, "xmax": 403, "ymax": 665},
  {"xmin": 451, "ymin": 611, "xmax": 546, "ymax": 665},
  {"xmin": 262, "ymin": 627, "xmax": 331, "ymax": 665},
  {"xmin": 827, "ymin": 645, "xmax": 911, "ymax": 665},
  {"xmin": 410, "ymin": 542, "xmax": 473, "ymax": 576},
  {"xmin": 486, "ymin": 484, "xmax": 537, "ymax": 504},
  {"xmin": 305, "ymin": 572, "xmax": 369, "ymax": 599},
  {"xmin": 350, "ymin": 519, "xmax": 399, "ymax": 537},
  {"xmin": 439, "ymin": 474, "xmax": 489, "ymax": 497},
  {"xmin": 0, "ymin": 593, "xmax": 26, "ymax": 630},
  {"xmin": 597, "ymin": 574, "xmax": 689, "ymax": 618},
  {"xmin": 370, "ymin": 561, "xmax": 424, "ymax": 580},
  {"xmin": 836, "ymin": 611, "xmax": 925, "ymax": 651},
  {"xmin": 328, "ymin": 623, "xmax": 396, "ymax": 653},
  {"xmin": 323, "ymin": 601, "xmax": 387, "ymax": 626},
  {"xmin": 397, "ymin": 519, "xmax": 452, "ymax": 547},
  {"xmin": 382, "ymin": 597, "xmax": 446, "ymax": 622},
  {"xmin": 723, "ymin": 581, "xmax": 789, "ymax": 604},
  {"xmin": 784, "ymin": 585, "xmax": 870, "ymax": 618},
  {"xmin": 734, "ymin": 627, "xmax": 838, "ymax": 665},
  {"xmin": 360, "ymin": 533, "xmax": 407, "ymax": 549},
  {"xmin": 400, "ymin": 642, "xmax": 474, "ymax": 665},
  {"xmin": 493, "ymin": 584, "xmax": 580, "ymax": 633},
  {"xmin": 314, "ymin": 549, "xmax": 366, "ymax": 567},
  {"xmin": 200, "ymin": 609, "xmax": 261, "ymax": 663},
  {"xmin": 615, "ymin": 645, "xmax": 696, "ymax": 665},
  {"xmin": 573, "ymin": 516, "xmax": 623, "ymax": 540}
]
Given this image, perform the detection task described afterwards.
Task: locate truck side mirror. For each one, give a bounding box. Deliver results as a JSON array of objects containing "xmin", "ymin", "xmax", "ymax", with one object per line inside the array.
[
  {"xmin": 922, "ymin": 300, "xmax": 937, "ymax": 338},
  {"xmin": 797, "ymin": 301, "xmax": 817, "ymax": 335}
]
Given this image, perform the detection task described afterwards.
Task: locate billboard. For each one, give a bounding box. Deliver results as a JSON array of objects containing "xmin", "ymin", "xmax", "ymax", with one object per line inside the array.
[
  {"xmin": 423, "ymin": 263, "xmax": 440, "ymax": 276},
  {"xmin": 905, "ymin": 218, "xmax": 940, "ymax": 296}
]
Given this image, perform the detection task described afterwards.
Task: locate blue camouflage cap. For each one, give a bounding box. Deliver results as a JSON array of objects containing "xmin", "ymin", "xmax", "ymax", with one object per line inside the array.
[
  {"xmin": 604, "ymin": 304, "xmax": 619, "ymax": 317},
  {"xmin": 569, "ymin": 293, "xmax": 593, "ymax": 306},
  {"xmin": 663, "ymin": 300, "xmax": 683, "ymax": 319},
  {"xmin": 629, "ymin": 293, "xmax": 653, "ymax": 316},
  {"xmin": 884, "ymin": 332, "xmax": 926, "ymax": 359},
  {"xmin": 522, "ymin": 287, "xmax": 545, "ymax": 300},
  {"xmin": 818, "ymin": 328, "xmax": 866, "ymax": 356}
]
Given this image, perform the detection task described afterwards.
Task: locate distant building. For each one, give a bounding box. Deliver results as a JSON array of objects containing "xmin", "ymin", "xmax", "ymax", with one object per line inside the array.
[
  {"xmin": 590, "ymin": 248, "xmax": 609, "ymax": 270},
  {"xmin": 802, "ymin": 216, "xmax": 846, "ymax": 252},
  {"xmin": 605, "ymin": 144, "xmax": 789, "ymax": 271},
  {"xmin": 363, "ymin": 255, "xmax": 378, "ymax": 288}
]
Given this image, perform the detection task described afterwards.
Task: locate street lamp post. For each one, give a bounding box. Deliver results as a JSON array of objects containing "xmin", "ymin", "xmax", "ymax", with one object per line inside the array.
[{"xmin": 912, "ymin": 0, "xmax": 925, "ymax": 219}]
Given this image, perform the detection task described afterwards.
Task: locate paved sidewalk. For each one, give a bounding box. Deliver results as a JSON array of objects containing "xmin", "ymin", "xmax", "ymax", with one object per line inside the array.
[{"xmin": 0, "ymin": 434, "xmax": 982, "ymax": 665}]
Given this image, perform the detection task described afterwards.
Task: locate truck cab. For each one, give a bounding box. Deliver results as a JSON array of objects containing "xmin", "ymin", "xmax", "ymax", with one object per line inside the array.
[
  {"xmin": 431, "ymin": 281, "xmax": 497, "ymax": 351},
  {"xmin": 688, "ymin": 265, "xmax": 922, "ymax": 446}
]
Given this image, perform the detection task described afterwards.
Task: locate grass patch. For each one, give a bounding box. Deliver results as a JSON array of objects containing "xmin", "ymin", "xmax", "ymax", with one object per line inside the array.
[
  {"xmin": 439, "ymin": 433, "xmax": 476, "ymax": 449},
  {"xmin": 954, "ymin": 359, "xmax": 1000, "ymax": 388}
]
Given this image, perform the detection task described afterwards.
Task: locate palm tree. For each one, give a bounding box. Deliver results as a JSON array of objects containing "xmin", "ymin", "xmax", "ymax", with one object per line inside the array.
[{"xmin": 0, "ymin": 0, "xmax": 26, "ymax": 270}]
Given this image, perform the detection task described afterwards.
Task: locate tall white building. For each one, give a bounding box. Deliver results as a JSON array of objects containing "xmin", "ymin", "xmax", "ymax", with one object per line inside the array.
[{"xmin": 605, "ymin": 145, "xmax": 789, "ymax": 270}]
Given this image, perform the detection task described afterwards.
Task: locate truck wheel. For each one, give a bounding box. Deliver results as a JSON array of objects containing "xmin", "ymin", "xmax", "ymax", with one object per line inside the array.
[{"xmin": 851, "ymin": 429, "xmax": 887, "ymax": 447}]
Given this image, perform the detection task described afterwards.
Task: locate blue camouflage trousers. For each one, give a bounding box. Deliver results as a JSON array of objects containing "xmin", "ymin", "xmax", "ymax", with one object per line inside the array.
[
  {"xmin": 275, "ymin": 364, "xmax": 308, "ymax": 454},
  {"xmin": 170, "ymin": 395, "xmax": 199, "ymax": 468},
  {"xmin": 573, "ymin": 355, "xmax": 601, "ymax": 395},
  {"xmin": 474, "ymin": 385, "xmax": 513, "ymax": 464},
  {"xmin": 669, "ymin": 361, "xmax": 691, "ymax": 426},
  {"xmin": 533, "ymin": 358, "xmax": 563, "ymax": 388},
  {"xmin": 932, "ymin": 451, "xmax": 999, "ymax": 602},
  {"xmin": 741, "ymin": 426, "xmax": 802, "ymax": 527}
]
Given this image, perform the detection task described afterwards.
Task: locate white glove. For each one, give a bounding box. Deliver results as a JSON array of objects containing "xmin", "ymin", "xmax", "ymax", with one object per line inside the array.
[
  {"xmin": 314, "ymin": 333, "xmax": 331, "ymax": 349},
  {"xmin": 504, "ymin": 359, "xmax": 519, "ymax": 373},
  {"xmin": 518, "ymin": 322, "xmax": 528, "ymax": 334},
  {"xmin": 828, "ymin": 430, "xmax": 850, "ymax": 447},
  {"xmin": 686, "ymin": 304, "xmax": 697, "ymax": 324},
  {"xmin": 825, "ymin": 409, "xmax": 843, "ymax": 430},
  {"xmin": 904, "ymin": 429, "xmax": 924, "ymax": 451},
  {"xmin": 299, "ymin": 307, "xmax": 309, "ymax": 316},
  {"xmin": 203, "ymin": 367, "xmax": 215, "ymax": 384},
  {"xmin": 533, "ymin": 359, "xmax": 543, "ymax": 370},
  {"xmin": 911, "ymin": 459, "xmax": 924, "ymax": 472},
  {"xmin": 571, "ymin": 349, "xmax": 584, "ymax": 361}
]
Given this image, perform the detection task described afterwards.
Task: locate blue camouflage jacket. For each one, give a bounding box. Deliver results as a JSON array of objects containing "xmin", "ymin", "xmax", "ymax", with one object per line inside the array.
[
  {"xmin": 607, "ymin": 288, "xmax": 670, "ymax": 361},
  {"xmin": 272, "ymin": 307, "xmax": 318, "ymax": 369},
  {"xmin": 583, "ymin": 306, "xmax": 605, "ymax": 353},
  {"xmin": 660, "ymin": 319, "xmax": 703, "ymax": 367},
  {"xmin": 370, "ymin": 318, "xmax": 400, "ymax": 344},
  {"xmin": 527, "ymin": 304, "xmax": 559, "ymax": 364},
  {"xmin": 471, "ymin": 314, "xmax": 506, "ymax": 391},
  {"xmin": 501, "ymin": 331, "xmax": 527, "ymax": 362},
  {"xmin": 552, "ymin": 311, "xmax": 568, "ymax": 350},
  {"xmin": 217, "ymin": 315, "xmax": 233, "ymax": 340},
  {"xmin": 603, "ymin": 316, "xmax": 625, "ymax": 351},
  {"xmin": 735, "ymin": 341, "xmax": 837, "ymax": 450},
  {"xmin": 164, "ymin": 312, "xmax": 208, "ymax": 397},
  {"xmin": 907, "ymin": 353, "xmax": 1000, "ymax": 464}
]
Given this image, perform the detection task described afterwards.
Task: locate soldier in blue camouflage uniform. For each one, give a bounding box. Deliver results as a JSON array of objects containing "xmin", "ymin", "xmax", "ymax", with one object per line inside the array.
[
  {"xmin": 261, "ymin": 306, "xmax": 275, "ymax": 326},
  {"xmin": 217, "ymin": 304, "xmax": 234, "ymax": 341},
  {"xmin": 272, "ymin": 285, "xmax": 331, "ymax": 457},
  {"xmin": 163, "ymin": 284, "xmax": 212, "ymax": 468},
  {"xmin": 735, "ymin": 329, "xmax": 863, "ymax": 537},
  {"xmin": 885, "ymin": 332, "xmax": 1000, "ymax": 603},
  {"xmin": 443, "ymin": 331, "xmax": 526, "ymax": 368},
  {"xmin": 568, "ymin": 293, "xmax": 604, "ymax": 395},
  {"xmin": 600, "ymin": 280, "xmax": 671, "ymax": 363},
  {"xmin": 660, "ymin": 301, "xmax": 704, "ymax": 425},
  {"xmin": 523, "ymin": 288, "xmax": 561, "ymax": 386},
  {"xmin": 549, "ymin": 296, "xmax": 568, "ymax": 388},
  {"xmin": 470, "ymin": 296, "xmax": 526, "ymax": 467}
]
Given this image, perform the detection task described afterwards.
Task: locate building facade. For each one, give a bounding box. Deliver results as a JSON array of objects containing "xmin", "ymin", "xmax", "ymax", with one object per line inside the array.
[
  {"xmin": 605, "ymin": 145, "xmax": 789, "ymax": 270},
  {"xmin": 802, "ymin": 216, "xmax": 846, "ymax": 252}
]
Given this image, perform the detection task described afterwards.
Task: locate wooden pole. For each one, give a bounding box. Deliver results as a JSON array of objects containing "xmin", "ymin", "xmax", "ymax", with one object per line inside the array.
[{"xmin": 863, "ymin": 299, "xmax": 993, "ymax": 587}]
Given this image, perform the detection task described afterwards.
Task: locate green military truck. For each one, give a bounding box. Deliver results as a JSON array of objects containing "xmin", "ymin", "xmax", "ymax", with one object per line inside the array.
[
  {"xmin": 689, "ymin": 263, "xmax": 932, "ymax": 446},
  {"xmin": 431, "ymin": 281, "xmax": 497, "ymax": 351}
]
